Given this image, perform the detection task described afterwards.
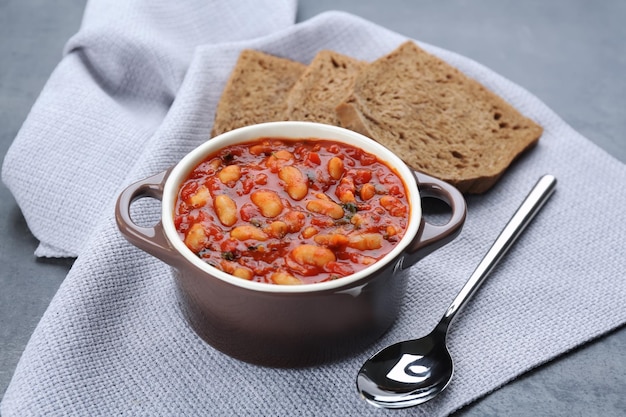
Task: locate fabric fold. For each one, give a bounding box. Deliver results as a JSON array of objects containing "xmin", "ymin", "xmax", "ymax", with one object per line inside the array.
[{"xmin": 2, "ymin": 0, "xmax": 298, "ymax": 258}]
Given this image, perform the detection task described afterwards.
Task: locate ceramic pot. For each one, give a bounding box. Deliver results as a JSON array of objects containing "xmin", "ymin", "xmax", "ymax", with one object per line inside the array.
[{"xmin": 115, "ymin": 122, "xmax": 466, "ymax": 367}]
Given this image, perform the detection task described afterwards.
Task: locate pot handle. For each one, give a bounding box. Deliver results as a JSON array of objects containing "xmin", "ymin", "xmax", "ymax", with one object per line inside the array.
[
  {"xmin": 403, "ymin": 171, "xmax": 467, "ymax": 269},
  {"xmin": 115, "ymin": 168, "xmax": 177, "ymax": 263}
]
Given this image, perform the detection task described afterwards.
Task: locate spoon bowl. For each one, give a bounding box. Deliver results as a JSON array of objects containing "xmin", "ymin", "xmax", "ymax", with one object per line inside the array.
[
  {"xmin": 357, "ymin": 175, "xmax": 557, "ymax": 408},
  {"xmin": 357, "ymin": 326, "xmax": 452, "ymax": 408}
]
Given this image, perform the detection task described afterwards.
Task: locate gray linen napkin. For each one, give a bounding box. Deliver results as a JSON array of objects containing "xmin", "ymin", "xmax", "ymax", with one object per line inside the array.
[{"xmin": 2, "ymin": 1, "xmax": 626, "ymax": 416}]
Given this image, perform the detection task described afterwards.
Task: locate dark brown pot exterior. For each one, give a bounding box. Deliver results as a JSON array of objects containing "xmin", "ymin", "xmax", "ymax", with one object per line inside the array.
[
  {"xmin": 115, "ymin": 122, "xmax": 467, "ymax": 367},
  {"xmin": 173, "ymin": 254, "xmax": 408, "ymax": 367}
]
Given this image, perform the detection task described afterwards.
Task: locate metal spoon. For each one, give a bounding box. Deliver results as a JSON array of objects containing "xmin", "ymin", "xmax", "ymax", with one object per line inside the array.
[{"xmin": 357, "ymin": 174, "xmax": 557, "ymax": 409}]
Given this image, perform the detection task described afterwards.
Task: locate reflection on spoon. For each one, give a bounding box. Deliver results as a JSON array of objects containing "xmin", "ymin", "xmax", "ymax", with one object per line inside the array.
[
  {"xmin": 357, "ymin": 175, "xmax": 557, "ymax": 409},
  {"xmin": 386, "ymin": 354, "xmax": 430, "ymax": 384}
]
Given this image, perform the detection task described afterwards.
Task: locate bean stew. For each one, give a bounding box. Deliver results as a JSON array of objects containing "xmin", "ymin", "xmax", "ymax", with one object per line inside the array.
[{"xmin": 174, "ymin": 138, "xmax": 409, "ymax": 285}]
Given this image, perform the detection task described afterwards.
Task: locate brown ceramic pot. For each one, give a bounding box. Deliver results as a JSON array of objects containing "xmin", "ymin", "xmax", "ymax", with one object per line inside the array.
[{"xmin": 115, "ymin": 122, "xmax": 466, "ymax": 367}]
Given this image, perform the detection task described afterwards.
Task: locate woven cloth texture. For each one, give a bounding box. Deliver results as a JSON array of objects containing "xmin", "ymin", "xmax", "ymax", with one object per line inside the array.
[{"xmin": 2, "ymin": 1, "xmax": 626, "ymax": 416}]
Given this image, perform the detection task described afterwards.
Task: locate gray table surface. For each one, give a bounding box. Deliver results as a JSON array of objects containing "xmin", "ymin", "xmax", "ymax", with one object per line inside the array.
[{"xmin": 1, "ymin": 0, "xmax": 625, "ymax": 415}]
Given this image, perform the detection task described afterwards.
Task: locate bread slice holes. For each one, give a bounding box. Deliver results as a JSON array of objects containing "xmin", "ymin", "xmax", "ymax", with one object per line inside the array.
[
  {"xmin": 493, "ymin": 112, "xmax": 502, "ymax": 120},
  {"xmin": 498, "ymin": 122, "xmax": 509, "ymax": 129},
  {"xmin": 330, "ymin": 57, "xmax": 346, "ymax": 69},
  {"xmin": 450, "ymin": 150, "xmax": 464, "ymax": 160}
]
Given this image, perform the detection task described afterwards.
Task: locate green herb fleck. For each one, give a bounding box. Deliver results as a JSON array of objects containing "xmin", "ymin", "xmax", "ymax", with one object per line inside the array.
[
  {"xmin": 221, "ymin": 251, "xmax": 236, "ymax": 261},
  {"xmin": 221, "ymin": 152, "xmax": 235, "ymax": 163},
  {"xmin": 342, "ymin": 202, "xmax": 358, "ymax": 214}
]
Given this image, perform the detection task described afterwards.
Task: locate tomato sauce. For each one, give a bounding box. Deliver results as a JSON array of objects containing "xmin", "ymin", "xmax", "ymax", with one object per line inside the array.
[{"xmin": 174, "ymin": 138, "xmax": 409, "ymax": 285}]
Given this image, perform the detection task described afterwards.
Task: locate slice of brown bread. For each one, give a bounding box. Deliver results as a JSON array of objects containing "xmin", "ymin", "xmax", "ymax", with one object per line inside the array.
[
  {"xmin": 285, "ymin": 50, "xmax": 366, "ymax": 126},
  {"xmin": 335, "ymin": 41, "xmax": 543, "ymax": 194},
  {"xmin": 211, "ymin": 49, "xmax": 306, "ymax": 137}
]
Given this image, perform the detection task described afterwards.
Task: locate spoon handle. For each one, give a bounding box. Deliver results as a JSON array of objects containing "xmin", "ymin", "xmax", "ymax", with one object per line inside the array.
[{"xmin": 438, "ymin": 174, "xmax": 557, "ymax": 330}]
